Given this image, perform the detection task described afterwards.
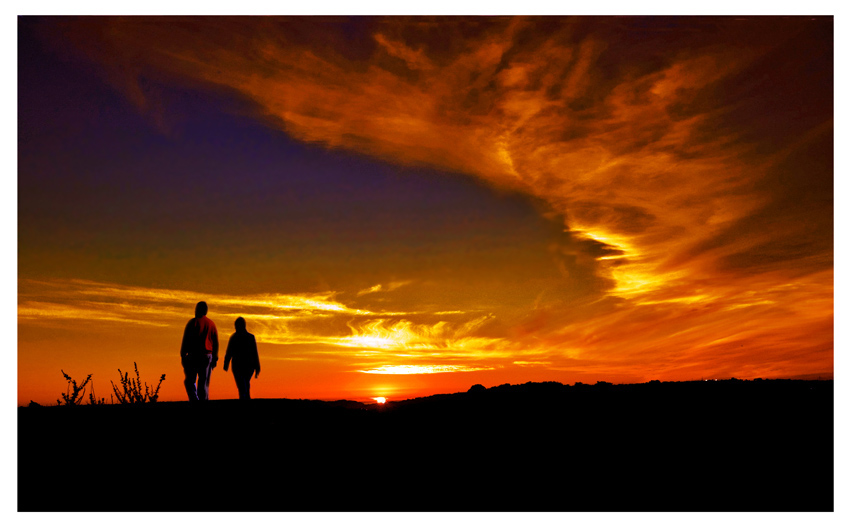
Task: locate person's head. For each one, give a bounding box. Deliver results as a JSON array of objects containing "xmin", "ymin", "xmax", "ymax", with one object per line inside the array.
[
  {"xmin": 195, "ymin": 301, "xmax": 208, "ymax": 318},
  {"xmin": 235, "ymin": 316, "xmax": 247, "ymax": 332}
]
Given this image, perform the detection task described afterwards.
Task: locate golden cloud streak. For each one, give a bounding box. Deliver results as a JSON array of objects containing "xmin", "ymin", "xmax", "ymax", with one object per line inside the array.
[
  {"xmin": 17, "ymin": 301, "xmax": 172, "ymax": 327},
  {"xmin": 20, "ymin": 278, "xmax": 360, "ymax": 317},
  {"xmin": 524, "ymin": 268, "xmax": 833, "ymax": 381},
  {"xmin": 18, "ymin": 278, "xmax": 509, "ymax": 366},
  {"xmin": 358, "ymin": 364, "xmax": 495, "ymax": 375}
]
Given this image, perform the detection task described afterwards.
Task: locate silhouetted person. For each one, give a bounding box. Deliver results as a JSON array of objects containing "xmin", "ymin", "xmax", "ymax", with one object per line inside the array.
[
  {"xmin": 223, "ymin": 317, "xmax": 260, "ymax": 400},
  {"xmin": 180, "ymin": 301, "xmax": 219, "ymax": 402}
]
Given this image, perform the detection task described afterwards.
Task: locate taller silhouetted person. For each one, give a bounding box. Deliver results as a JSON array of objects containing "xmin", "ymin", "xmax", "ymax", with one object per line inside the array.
[
  {"xmin": 181, "ymin": 301, "xmax": 219, "ymax": 402},
  {"xmin": 223, "ymin": 317, "xmax": 260, "ymax": 400}
]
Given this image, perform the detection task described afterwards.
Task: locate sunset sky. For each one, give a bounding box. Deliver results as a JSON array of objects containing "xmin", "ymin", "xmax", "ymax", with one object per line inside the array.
[{"xmin": 17, "ymin": 14, "xmax": 834, "ymax": 406}]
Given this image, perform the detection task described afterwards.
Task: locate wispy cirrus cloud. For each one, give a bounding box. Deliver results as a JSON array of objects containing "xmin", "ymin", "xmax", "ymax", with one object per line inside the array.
[
  {"xmin": 53, "ymin": 17, "xmax": 831, "ymax": 306},
  {"xmin": 18, "ymin": 278, "xmax": 509, "ymax": 373},
  {"xmin": 18, "ymin": 278, "xmax": 359, "ymax": 324},
  {"xmin": 358, "ymin": 364, "xmax": 495, "ymax": 375},
  {"xmin": 356, "ymin": 280, "xmax": 413, "ymax": 296},
  {"xmin": 32, "ymin": 17, "xmax": 832, "ymax": 383}
]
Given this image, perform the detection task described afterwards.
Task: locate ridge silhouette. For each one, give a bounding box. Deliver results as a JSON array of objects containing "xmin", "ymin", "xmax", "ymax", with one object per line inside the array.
[{"xmin": 19, "ymin": 379, "xmax": 833, "ymax": 512}]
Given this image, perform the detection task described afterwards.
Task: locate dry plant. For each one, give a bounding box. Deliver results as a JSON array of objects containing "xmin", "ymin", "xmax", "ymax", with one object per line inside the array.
[
  {"xmin": 88, "ymin": 382, "xmax": 106, "ymax": 405},
  {"xmin": 111, "ymin": 362, "xmax": 166, "ymax": 404},
  {"xmin": 57, "ymin": 370, "xmax": 92, "ymax": 406}
]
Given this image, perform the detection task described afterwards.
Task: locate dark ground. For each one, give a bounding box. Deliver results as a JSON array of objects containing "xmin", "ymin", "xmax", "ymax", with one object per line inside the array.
[{"xmin": 18, "ymin": 379, "xmax": 833, "ymax": 512}]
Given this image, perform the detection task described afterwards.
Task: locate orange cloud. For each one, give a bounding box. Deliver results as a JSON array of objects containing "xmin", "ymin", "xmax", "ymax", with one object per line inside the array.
[{"xmin": 36, "ymin": 16, "xmax": 831, "ymax": 384}]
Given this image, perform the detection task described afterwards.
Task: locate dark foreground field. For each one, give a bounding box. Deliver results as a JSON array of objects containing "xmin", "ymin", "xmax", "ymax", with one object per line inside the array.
[{"xmin": 19, "ymin": 379, "xmax": 833, "ymax": 512}]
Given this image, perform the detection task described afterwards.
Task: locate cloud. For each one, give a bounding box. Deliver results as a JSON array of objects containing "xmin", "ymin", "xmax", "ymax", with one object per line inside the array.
[
  {"xmin": 356, "ymin": 280, "xmax": 413, "ymax": 296},
  {"xmin": 33, "ymin": 17, "xmax": 833, "ymax": 381},
  {"xmin": 357, "ymin": 284, "xmax": 383, "ymax": 296},
  {"xmin": 18, "ymin": 277, "xmax": 508, "ymax": 364},
  {"xmin": 17, "ymin": 301, "xmax": 173, "ymax": 327},
  {"xmin": 373, "ymin": 33, "xmax": 435, "ymax": 71},
  {"xmin": 51, "ymin": 17, "xmax": 830, "ymax": 296},
  {"xmin": 358, "ymin": 364, "xmax": 494, "ymax": 375}
]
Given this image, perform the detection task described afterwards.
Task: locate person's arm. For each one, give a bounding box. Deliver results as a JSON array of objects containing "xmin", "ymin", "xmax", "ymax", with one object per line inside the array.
[
  {"xmin": 252, "ymin": 334, "xmax": 260, "ymax": 378},
  {"xmin": 223, "ymin": 336, "xmax": 233, "ymax": 372},
  {"xmin": 211, "ymin": 325, "xmax": 219, "ymax": 368},
  {"xmin": 180, "ymin": 321, "xmax": 192, "ymax": 366}
]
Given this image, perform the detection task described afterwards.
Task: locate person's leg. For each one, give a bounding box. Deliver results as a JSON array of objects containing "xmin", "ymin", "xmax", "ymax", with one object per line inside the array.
[
  {"xmin": 236, "ymin": 375, "xmax": 246, "ymax": 400},
  {"xmin": 239, "ymin": 374, "xmax": 251, "ymax": 400},
  {"xmin": 197, "ymin": 354, "xmax": 213, "ymax": 401},
  {"xmin": 235, "ymin": 371, "xmax": 250, "ymax": 400},
  {"xmin": 183, "ymin": 362, "xmax": 198, "ymax": 402}
]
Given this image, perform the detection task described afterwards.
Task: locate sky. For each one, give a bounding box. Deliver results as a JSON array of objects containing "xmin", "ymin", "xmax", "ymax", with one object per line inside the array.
[{"xmin": 16, "ymin": 14, "xmax": 834, "ymax": 406}]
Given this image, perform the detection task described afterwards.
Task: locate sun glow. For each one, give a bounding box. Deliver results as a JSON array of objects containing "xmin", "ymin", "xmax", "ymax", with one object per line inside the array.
[{"xmin": 374, "ymin": 397, "xmax": 387, "ymax": 404}]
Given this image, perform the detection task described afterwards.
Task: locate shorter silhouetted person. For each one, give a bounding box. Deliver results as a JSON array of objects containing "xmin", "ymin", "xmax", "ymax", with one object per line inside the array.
[
  {"xmin": 181, "ymin": 301, "xmax": 219, "ymax": 402},
  {"xmin": 223, "ymin": 317, "xmax": 260, "ymax": 400}
]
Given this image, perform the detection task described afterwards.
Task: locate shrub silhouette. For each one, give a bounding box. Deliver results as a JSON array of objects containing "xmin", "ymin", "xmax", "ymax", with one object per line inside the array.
[
  {"xmin": 468, "ymin": 384, "xmax": 486, "ymax": 394},
  {"xmin": 57, "ymin": 370, "xmax": 93, "ymax": 406},
  {"xmin": 110, "ymin": 362, "xmax": 166, "ymax": 404},
  {"xmin": 88, "ymin": 383, "xmax": 106, "ymax": 405}
]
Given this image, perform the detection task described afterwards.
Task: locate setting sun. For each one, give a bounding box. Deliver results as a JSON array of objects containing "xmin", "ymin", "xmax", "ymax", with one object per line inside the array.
[{"xmin": 374, "ymin": 397, "xmax": 387, "ymax": 404}]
